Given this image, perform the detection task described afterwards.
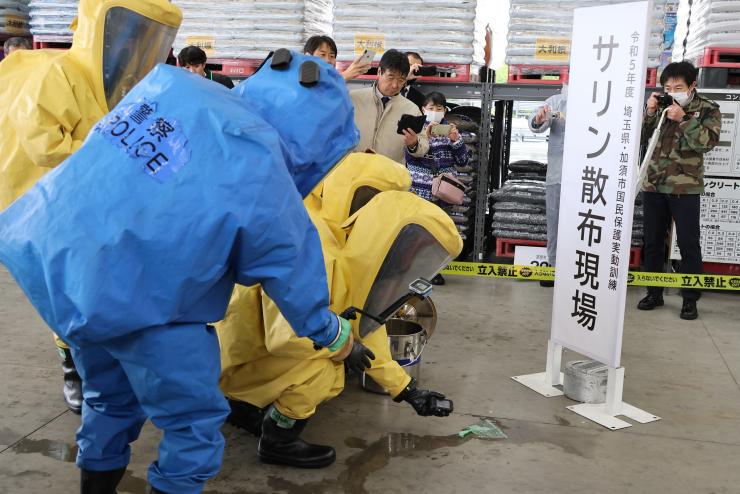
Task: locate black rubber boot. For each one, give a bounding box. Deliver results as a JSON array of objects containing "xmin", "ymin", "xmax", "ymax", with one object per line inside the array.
[
  {"xmin": 257, "ymin": 406, "xmax": 335, "ymax": 468},
  {"xmin": 637, "ymin": 294, "xmax": 664, "ymax": 311},
  {"xmin": 226, "ymin": 398, "xmax": 264, "ymax": 437},
  {"xmin": 80, "ymin": 467, "xmax": 126, "ymax": 494},
  {"xmin": 61, "ymin": 348, "xmax": 83, "ymax": 414}
]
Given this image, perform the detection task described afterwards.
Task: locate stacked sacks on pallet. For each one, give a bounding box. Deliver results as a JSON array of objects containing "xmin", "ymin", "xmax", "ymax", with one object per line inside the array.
[
  {"xmin": 506, "ymin": 0, "xmax": 666, "ymax": 73},
  {"xmin": 490, "ymin": 161, "xmax": 548, "ymax": 242},
  {"xmin": 172, "ymin": 0, "xmax": 332, "ymax": 60},
  {"xmin": 1, "ymin": 0, "xmax": 30, "ymax": 37},
  {"xmin": 446, "ymin": 109, "xmax": 481, "ymax": 245},
  {"xmin": 490, "ymin": 162, "xmax": 645, "ymax": 253},
  {"xmin": 28, "ymin": 0, "xmax": 76, "ymax": 37},
  {"xmin": 332, "ymin": 0, "xmax": 485, "ymax": 65},
  {"xmin": 673, "ymin": 0, "xmax": 740, "ymax": 62},
  {"xmin": 632, "ymin": 192, "xmax": 644, "ymax": 248}
]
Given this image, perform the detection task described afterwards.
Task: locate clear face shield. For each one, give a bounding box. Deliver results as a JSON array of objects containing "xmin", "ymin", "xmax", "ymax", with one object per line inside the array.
[
  {"xmin": 359, "ymin": 224, "xmax": 453, "ymax": 337},
  {"xmin": 102, "ymin": 7, "xmax": 178, "ymax": 109}
]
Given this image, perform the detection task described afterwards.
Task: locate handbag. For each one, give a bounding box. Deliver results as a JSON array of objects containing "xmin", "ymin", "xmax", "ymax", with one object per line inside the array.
[{"xmin": 431, "ymin": 173, "xmax": 466, "ymax": 205}]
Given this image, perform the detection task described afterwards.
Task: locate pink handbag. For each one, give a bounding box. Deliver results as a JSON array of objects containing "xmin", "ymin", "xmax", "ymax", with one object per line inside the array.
[{"xmin": 431, "ymin": 174, "xmax": 466, "ymax": 205}]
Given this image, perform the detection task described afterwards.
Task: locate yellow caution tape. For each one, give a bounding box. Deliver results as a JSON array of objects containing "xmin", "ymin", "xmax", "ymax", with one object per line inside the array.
[{"xmin": 441, "ymin": 262, "xmax": 740, "ymax": 291}]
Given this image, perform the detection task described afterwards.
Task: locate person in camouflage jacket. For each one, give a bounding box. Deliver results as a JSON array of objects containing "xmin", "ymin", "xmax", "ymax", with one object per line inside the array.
[{"xmin": 637, "ymin": 61, "xmax": 722, "ymax": 321}]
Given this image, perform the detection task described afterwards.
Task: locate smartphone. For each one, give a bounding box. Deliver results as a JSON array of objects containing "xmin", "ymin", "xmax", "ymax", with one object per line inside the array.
[
  {"xmin": 359, "ymin": 49, "xmax": 376, "ymax": 65},
  {"xmin": 413, "ymin": 65, "xmax": 438, "ymax": 77},
  {"xmin": 431, "ymin": 124, "xmax": 452, "ymax": 137},
  {"xmin": 397, "ymin": 114, "xmax": 427, "ymax": 135}
]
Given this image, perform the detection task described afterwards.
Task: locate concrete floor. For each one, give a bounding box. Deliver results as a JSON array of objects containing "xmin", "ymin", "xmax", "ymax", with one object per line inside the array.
[{"xmin": 1, "ymin": 266, "xmax": 739, "ymax": 494}]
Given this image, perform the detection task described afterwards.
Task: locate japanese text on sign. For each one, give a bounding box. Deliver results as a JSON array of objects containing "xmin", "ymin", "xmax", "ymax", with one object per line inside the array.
[
  {"xmin": 186, "ymin": 36, "xmax": 216, "ymax": 58},
  {"xmin": 93, "ymin": 99, "xmax": 191, "ymax": 183},
  {"xmin": 551, "ymin": 1, "xmax": 650, "ymax": 368},
  {"xmin": 354, "ymin": 34, "xmax": 386, "ymax": 56},
  {"xmin": 535, "ymin": 38, "xmax": 571, "ymax": 62}
]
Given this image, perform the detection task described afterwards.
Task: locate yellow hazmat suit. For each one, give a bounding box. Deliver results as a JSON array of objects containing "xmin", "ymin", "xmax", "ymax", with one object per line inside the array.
[
  {"xmin": 0, "ymin": 0, "xmax": 181, "ymax": 210},
  {"xmin": 0, "ymin": 0, "xmax": 182, "ymax": 351},
  {"xmin": 218, "ymin": 152, "xmax": 462, "ymax": 420}
]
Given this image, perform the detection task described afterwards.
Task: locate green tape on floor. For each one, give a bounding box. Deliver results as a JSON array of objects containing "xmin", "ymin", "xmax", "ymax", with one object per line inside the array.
[{"xmin": 459, "ymin": 419, "xmax": 508, "ymax": 440}]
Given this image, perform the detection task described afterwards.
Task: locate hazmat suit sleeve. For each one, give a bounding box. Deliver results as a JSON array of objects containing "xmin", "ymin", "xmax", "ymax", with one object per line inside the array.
[
  {"xmin": 234, "ymin": 166, "xmax": 339, "ymax": 349},
  {"xmin": 260, "ymin": 293, "xmax": 336, "ymax": 361},
  {"xmin": 529, "ymin": 95, "xmax": 556, "ymax": 134},
  {"xmin": 361, "ymin": 325, "xmax": 412, "ymax": 398},
  {"xmin": 9, "ymin": 64, "xmax": 85, "ymax": 168}
]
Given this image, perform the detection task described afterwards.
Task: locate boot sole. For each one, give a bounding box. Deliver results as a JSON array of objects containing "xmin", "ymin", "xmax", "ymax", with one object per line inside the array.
[
  {"xmin": 680, "ymin": 312, "xmax": 698, "ymax": 320},
  {"xmin": 258, "ymin": 452, "xmax": 336, "ymax": 469}
]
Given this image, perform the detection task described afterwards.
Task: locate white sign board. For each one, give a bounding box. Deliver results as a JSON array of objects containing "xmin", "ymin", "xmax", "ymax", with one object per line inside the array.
[
  {"xmin": 671, "ymin": 178, "xmax": 740, "ymax": 264},
  {"xmin": 514, "ymin": 246, "xmax": 551, "ymax": 267},
  {"xmin": 699, "ymin": 90, "xmax": 740, "ymax": 178},
  {"xmin": 552, "ymin": 1, "xmax": 650, "ymax": 368}
]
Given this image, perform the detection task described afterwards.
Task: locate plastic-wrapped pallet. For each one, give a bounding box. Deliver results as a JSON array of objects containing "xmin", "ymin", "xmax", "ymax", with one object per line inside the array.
[
  {"xmin": 173, "ymin": 0, "xmax": 333, "ymax": 60},
  {"xmin": 506, "ymin": 0, "xmax": 667, "ymax": 70},
  {"xmin": 672, "ymin": 0, "xmax": 740, "ymax": 63},
  {"xmin": 2, "ymin": 0, "xmax": 30, "ymax": 37},
  {"xmin": 332, "ymin": 0, "xmax": 485, "ymax": 64},
  {"xmin": 28, "ymin": 0, "xmax": 76, "ymax": 37}
]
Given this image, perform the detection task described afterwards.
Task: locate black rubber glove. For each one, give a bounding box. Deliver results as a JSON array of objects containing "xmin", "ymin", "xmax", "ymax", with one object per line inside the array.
[
  {"xmin": 393, "ymin": 378, "xmax": 453, "ymax": 417},
  {"xmin": 345, "ymin": 341, "xmax": 376, "ymax": 375}
]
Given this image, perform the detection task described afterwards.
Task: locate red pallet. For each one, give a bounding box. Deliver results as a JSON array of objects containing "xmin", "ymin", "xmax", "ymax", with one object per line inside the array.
[
  {"xmin": 702, "ymin": 262, "xmax": 740, "ymax": 276},
  {"xmin": 32, "ymin": 35, "xmax": 72, "ymax": 50},
  {"xmin": 337, "ymin": 61, "xmax": 475, "ymax": 83},
  {"xmin": 496, "ymin": 237, "xmax": 641, "ymax": 268},
  {"xmin": 209, "ymin": 58, "xmax": 264, "ymax": 78},
  {"xmin": 508, "ymin": 65, "xmax": 657, "ymax": 87},
  {"xmin": 645, "ymin": 67, "xmax": 657, "ymax": 87},
  {"xmin": 496, "ymin": 237, "xmax": 546, "ymax": 257},
  {"xmin": 508, "ymin": 65, "xmax": 570, "ymax": 85},
  {"xmin": 697, "ymin": 46, "xmax": 740, "ymax": 69}
]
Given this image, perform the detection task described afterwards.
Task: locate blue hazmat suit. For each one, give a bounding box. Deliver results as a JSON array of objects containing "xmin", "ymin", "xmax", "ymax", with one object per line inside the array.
[{"xmin": 0, "ymin": 53, "xmax": 358, "ymax": 493}]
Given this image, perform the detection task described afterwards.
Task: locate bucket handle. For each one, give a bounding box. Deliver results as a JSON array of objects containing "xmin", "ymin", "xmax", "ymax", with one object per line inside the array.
[{"xmin": 397, "ymin": 330, "xmax": 428, "ymax": 368}]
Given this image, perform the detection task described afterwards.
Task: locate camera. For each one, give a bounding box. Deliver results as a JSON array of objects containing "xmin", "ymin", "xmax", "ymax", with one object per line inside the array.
[{"xmin": 656, "ymin": 94, "xmax": 674, "ymax": 107}]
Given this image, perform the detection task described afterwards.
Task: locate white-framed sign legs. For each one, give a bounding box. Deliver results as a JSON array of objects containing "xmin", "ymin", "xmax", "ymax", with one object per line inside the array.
[
  {"xmin": 567, "ymin": 367, "xmax": 661, "ymax": 430},
  {"xmin": 511, "ymin": 340, "xmax": 564, "ymax": 397}
]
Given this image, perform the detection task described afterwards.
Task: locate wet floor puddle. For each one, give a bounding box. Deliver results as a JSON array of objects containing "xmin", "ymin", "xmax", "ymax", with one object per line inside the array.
[
  {"xmin": 9, "ymin": 438, "xmax": 78, "ymax": 462},
  {"xmin": 267, "ymin": 431, "xmax": 475, "ymax": 494}
]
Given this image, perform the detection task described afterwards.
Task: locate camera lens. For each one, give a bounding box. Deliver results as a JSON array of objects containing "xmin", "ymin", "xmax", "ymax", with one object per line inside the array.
[{"xmin": 657, "ymin": 94, "xmax": 674, "ymax": 106}]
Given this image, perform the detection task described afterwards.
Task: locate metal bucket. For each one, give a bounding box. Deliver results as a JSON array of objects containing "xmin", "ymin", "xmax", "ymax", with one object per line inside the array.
[{"xmin": 361, "ymin": 319, "xmax": 428, "ymax": 395}]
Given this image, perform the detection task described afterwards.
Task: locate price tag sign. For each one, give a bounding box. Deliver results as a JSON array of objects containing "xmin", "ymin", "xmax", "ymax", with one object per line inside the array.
[
  {"xmin": 354, "ymin": 33, "xmax": 385, "ymax": 56},
  {"xmin": 514, "ymin": 246, "xmax": 551, "ymax": 268},
  {"xmin": 534, "ymin": 38, "xmax": 571, "ymax": 62},
  {"xmin": 186, "ymin": 36, "xmax": 216, "ymax": 58},
  {"xmin": 4, "ymin": 15, "xmax": 28, "ymax": 35}
]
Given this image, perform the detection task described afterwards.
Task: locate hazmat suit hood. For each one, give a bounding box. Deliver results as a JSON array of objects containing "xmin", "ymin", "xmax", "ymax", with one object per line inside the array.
[
  {"xmin": 234, "ymin": 52, "xmax": 360, "ymax": 198},
  {"xmin": 70, "ymin": 0, "xmax": 182, "ymax": 112},
  {"xmin": 341, "ymin": 191, "xmax": 463, "ymax": 336},
  {"xmin": 310, "ymin": 152, "xmax": 412, "ymax": 245}
]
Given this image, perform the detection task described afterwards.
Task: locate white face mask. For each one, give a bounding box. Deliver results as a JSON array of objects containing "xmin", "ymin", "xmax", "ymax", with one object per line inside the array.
[
  {"xmin": 668, "ymin": 91, "xmax": 691, "ymax": 106},
  {"xmin": 425, "ymin": 110, "xmax": 445, "ymax": 123}
]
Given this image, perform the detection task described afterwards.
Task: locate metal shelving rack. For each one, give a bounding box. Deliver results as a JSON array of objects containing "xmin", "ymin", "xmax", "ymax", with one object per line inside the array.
[{"xmin": 347, "ymin": 79, "xmax": 495, "ymax": 261}]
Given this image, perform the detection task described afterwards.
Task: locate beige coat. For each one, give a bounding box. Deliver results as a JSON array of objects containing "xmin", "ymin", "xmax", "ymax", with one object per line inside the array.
[{"xmin": 350, "ymin": 86, "xmax": 429, "ymax": 164}]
